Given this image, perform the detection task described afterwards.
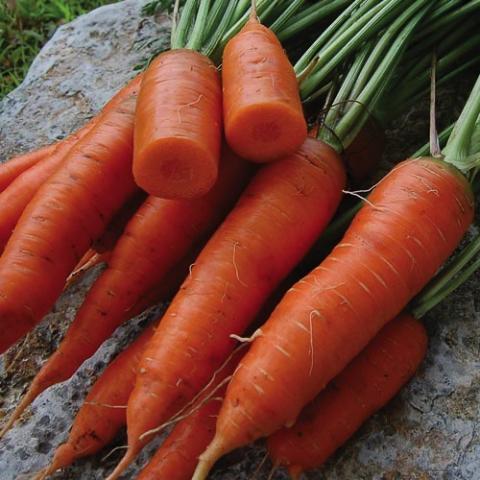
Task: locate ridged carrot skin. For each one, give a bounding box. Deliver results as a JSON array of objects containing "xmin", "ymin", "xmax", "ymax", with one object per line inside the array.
[
  {"xmin": 196, "ymin": 158, "xmax": 473, "ymax": 475},
  {"xmin": 0, "ymin": 128, "xmax": 89, "ymax": 253},
  {"xmin": 267, "ymin": 313, "xmax": 428, "ymax": 478},
  {"xmin": 36, "ymin": 325, "xmax": 156, "ymax": 479},
  {"xmin": 20, "ymin": 148, "xmax": 251, "ymax": 389},
  {"xmin": 133, "ymin": 49, "xmax": 222, "ymax": 199},
  {"xmin": 0, "ymin": 144, "xmax": 57, "ymax": 192},
  {"xmin": 0, "ymin": 147, "xmax": 253, "ymax": 438},
  {"xmin": 107, "ymin": 137, "xmax": 345, "ymax": 480},
  {"xmin": 0, "ymin": 93, "xmax": 138, "ymax": 354},
  {"xmin": 0, "ymin": 75, "xmax": 143, "ymax": 254},
  {"xmin": 222, "ymin": 15, "xmax": 307, "ymax": 162},
  {"xmin": 137, "ymin": 352, "xmax": 243, "ymax": 480}
]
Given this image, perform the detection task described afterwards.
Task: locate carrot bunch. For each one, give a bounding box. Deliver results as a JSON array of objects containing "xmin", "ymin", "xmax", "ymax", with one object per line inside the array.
[
  {"xmin": 193, "ymin": 72, "xmax": 480, "ymax": 480},
  {"xmin": 0, "ymin": 1, "xmax": 479, "ymax": 479},
  {"xmin": 105, "ymin": 1, "xmax": 442, "ymax": 478}
]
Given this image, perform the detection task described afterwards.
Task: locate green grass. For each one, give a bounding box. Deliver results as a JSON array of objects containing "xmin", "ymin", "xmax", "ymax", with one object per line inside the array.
[{"xmin": 0, "ymin": 0, "xmax": 119, "ymax": 98}]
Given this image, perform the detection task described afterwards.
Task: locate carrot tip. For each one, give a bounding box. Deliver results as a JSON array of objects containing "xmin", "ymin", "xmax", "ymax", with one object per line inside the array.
[
  {"xmin": 105, "ymin": 449, "xmax": 136, "ymax": 480},
  {"xmin": 0, "ymin": 384, "xmax": 40, "ymax": 440},
  {"xmin": 192, "ymin": 437, "xmax": 225, "ymax": 480}
]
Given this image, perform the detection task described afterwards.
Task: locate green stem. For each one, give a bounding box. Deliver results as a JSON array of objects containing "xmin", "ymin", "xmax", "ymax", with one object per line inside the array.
[
  {"xmin": 269, "ymin": 0, "xmax": 305, "ymax": 34},
  {"xmin": 413, "ymin": 124, "xmax": 454, "ymax": 157},
  {"xmin": 186, "ymin": 0, "xmax": 211, "ymax": 50},
  {"xmin": 202, "ymin": 1, "xmax": 238, "ymax": 58},
  {"xmin": 416, "ymin": 0, "xmax": 480, "ymax": 42},
  {"xmin": 171, "ymin": 0, "xmax": 197, "ymax": 49},
  {"xmin": 318, "ymin": 45, "xmax": 373, "ymax": 151},
  {"xmin": 300, "ymin": 0, "xmax": 423, "ymax": 99},
  {"xmin": 412, "ymin": 234, "xmax": 480, "ymax": 318},
  {"xmin": 443, "ymin": 74, "xmax": 480, "ymax": 171},
  {"xmin": 333, "ymin": 1, "xmax": 432, "ymax": 150},
  {"xmin": 204, "ymin": 0, "xmax": 229, "ymax": 40},
  {"xmin": 294, "ymin": 0, "xmax": 377, "ymax": 74},
  {"xmin": 232, "ymin": 0, "xmax": 250, "ymax": 23},
  {"xmin": 277, "ymin": 0, "xmax": 350, "ymax": 41}
]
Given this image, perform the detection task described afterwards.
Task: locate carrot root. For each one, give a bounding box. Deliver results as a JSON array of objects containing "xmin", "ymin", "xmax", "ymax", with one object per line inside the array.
[{"xmin": 0, "ymin": 381, "xmax": 43, "ymax": 440}]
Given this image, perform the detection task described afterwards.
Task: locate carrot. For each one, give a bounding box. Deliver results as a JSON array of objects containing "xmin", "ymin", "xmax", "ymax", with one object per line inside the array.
[
  {"xmin": 266, "ymin": 224, "xmax": 480, "ymax": 478},
  {"xmin": 137, "ymin": 350, "xmax": 244, "ymax": 480},
  {"xmin": 0, "ymin": 147, "xmax": 252, "ymax": 437},
  {"xmin": 133, "ymin": 48, "xmax": 222, "ymax": 199},
  {"xmin": 105, "ymin": 136, "xmax": 345, "ymax": 480},
  {"xmin": 193, "ymin": 157, "xmax": 474, "ymax": 478},
  {"xmin": 222, "ymin": 2, "xmax": 307, "ymax": 162},
  {"xmin": 0, "ymin": 91, "xmax": 139, "ymax": 355},
  {"xmin": 0, "ymin": 143, "xmax": 57, "ymax": 192},
  {"xmin": 0, "ymin": 75, "xmax": 143, "ymax": 255},
  {"xmin": 34, "ymin": 324, "xmax": 156, "ymax": 480},
  {"xmin": 267, "ymin": 313, "xmax": 427, "ymax": 478}
]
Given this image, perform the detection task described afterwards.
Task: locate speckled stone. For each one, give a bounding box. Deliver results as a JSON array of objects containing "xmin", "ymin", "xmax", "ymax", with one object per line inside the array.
[{"xmin": 0, "ymin": 2, "xmax": 479, "ymax": 479}]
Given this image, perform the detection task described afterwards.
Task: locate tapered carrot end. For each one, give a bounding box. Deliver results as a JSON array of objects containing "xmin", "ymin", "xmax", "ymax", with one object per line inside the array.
[
  {"xmin": 192, "ymin": 436, "xmax": 226, "ymax": 480},
  {"xmin": 31, "ymin": 449, "xmax": 69, "ymax": 480},
  {"xmin": 105, "ymin": 448, "xmax": 136, "ymax": 480},
  {"xmin": 0, "ymin": 383, "xmax": 42, "ymax": 440},
  {"xmin": 32, "ymin": 466, "xmax": 50, "ymax": 480}
]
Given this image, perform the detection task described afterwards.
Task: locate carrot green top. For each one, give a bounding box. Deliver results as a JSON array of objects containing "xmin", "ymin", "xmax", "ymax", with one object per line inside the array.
[
  {"xmin": 313, "ymin": 0, "xmax": 434, "ymax": 153},
  {"xmin": 411, "ymin": 229, "xmax": 480, "ymax": 319},
  {"xmin": 441, "ymin": 74, "xmax": 480, "ymax": 176},
  {"xmin": 168, "ymin": 0, "xmax": 350, "ymax": 61}
]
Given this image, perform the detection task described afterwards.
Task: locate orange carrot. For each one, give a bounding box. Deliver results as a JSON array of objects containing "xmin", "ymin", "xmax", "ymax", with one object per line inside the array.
[
  {"xmin": 0, "ymin": 75, "xmax": 143, "ymax": 254},
  {"xmin": 0, "ymin": 91, "xmax": 139, "ymax": 354},
  {"xmin": 133, "ymin": 49, "xmax": 222, "ymax": 199},
  {"xmin": 222, "ymin": 4, "xmax": 307, "ymax": 162},
  {"xmin": 0, "ymin": 147, "xmax": 252, "ymax": 437},
  {"xmin": 106, "ymin": 137, "xmax": 345, "ymax": 480},
  {"xmin": 137, "ymin": 351, "xmax": 244, "ymax": 480},
  {"xmin": 194, "ymin": 157, "xmax": 473, "ymax": 478},
  {"xmin": 267, "ymin": 313, "xmax": 427, "ymax": 478},
  {"xmin": 34, "ymin": 324, "xmax": 156, "ymax": 480},
  {"xmin": 0, "ymin": 144, "xmax": 57, "ymax": 192}
]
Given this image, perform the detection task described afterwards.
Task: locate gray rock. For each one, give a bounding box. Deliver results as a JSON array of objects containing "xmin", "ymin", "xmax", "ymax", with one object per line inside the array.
[{"xmin": 0, "ymin": 1, "xmax": 479, "ymax": 480}]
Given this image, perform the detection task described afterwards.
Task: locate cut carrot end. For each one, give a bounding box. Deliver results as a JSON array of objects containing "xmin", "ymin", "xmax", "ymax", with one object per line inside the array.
[
  {"xmin": 192, "ymin": 437, "xmax": 226, "ymax": 480},
  {"xmin": 133, "ymin": 138, "xmax": 218, "ymax": 199},
  {"xmin": 105, "ymin": 449, "xmax": 136, "ymax": 480},
  {"xmin": 226, "ymin": 103, "xmax": 307, "ymax": 162},
  {"xmin": 0, "ymin": 383, "xmax": 42, "ymax": 440}
]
